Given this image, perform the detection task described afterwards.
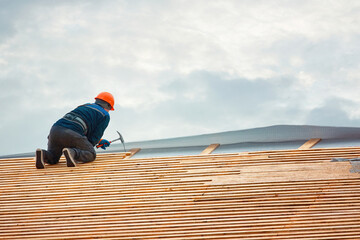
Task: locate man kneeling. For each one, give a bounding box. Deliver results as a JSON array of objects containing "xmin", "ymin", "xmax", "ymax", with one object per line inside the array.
[{"xmin": 35, "ymin": 92, "xmax": 114, "ymax": 168}]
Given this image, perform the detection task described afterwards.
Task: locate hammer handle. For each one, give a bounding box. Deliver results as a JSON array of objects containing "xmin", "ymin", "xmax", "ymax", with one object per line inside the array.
[{"xmin": 96, "ymin": 141, "xmax": 112, "ymax": 149}]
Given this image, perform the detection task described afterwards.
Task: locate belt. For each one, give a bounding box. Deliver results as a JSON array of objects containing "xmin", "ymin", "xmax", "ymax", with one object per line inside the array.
[{"xmin": 63, "ymin": 113, "xmax": 88, "ymax": 135}]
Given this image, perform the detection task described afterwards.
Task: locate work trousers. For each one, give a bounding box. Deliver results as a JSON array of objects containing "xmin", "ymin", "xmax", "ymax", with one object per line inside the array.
[{"xmin": 45, "ymin": 125, "xmax": 96, "ymax": 164}]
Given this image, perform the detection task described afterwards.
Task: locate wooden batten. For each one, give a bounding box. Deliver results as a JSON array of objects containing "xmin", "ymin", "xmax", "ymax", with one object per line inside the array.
[
  {"xmin": 201, "ymin": 143, "xmax": 220, "ymax": 155},
  {"xmin": 1, "ymin": 146, "xmax": 360, "ymax": 239},
  {"xmin": 298, "ymin": 138, "xmax": 322, "ymax": 150},
  {"xmin": 124, "ymin": 148, "xmax": 141, "ymax": 159}
]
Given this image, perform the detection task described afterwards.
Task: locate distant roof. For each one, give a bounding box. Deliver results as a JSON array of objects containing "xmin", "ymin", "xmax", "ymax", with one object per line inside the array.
[
  {"xmin": 105, "ymin": 124, "xmax": 360, "ymax": 158},
  {"xmin": 2, "ymin": 125, "xmax": 360, "ymax": 159}
]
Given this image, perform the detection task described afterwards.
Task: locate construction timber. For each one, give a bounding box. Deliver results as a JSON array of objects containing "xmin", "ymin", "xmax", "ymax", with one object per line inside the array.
[{"xmin": 1, "ymin": 147, "xmax": 360, "ymax": 239}]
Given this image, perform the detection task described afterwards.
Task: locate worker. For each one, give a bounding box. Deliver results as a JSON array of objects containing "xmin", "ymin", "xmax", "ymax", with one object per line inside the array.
[{"xmin": 35, "ymin": 92, "xmax": 115, "ymax": 169}]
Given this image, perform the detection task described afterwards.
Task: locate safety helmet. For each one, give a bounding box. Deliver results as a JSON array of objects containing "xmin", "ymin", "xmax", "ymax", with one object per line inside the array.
[{"xmin": 95, "ymin": 92, "xmax": 115, "ymax": 111}]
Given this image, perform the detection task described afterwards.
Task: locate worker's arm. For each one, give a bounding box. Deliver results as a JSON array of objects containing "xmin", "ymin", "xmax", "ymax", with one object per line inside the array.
[{"xmin": 89, "ymin": 115, "xmax": 110, "ymax": 146}]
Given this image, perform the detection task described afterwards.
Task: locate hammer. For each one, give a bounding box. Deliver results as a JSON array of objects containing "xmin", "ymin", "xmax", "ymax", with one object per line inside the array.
[{"xmin": 96, "ymin": 131, "xmax": 126, "ymax": 152}]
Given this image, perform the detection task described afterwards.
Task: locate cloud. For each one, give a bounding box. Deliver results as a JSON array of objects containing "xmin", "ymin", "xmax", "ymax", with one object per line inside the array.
[
  {"xmin": 306, "ymin": 98, "xmax": 360, "ymax": 127},
  {"xmin": 113, "ymin": 72, "xmax": 305, "ymax": 141}
]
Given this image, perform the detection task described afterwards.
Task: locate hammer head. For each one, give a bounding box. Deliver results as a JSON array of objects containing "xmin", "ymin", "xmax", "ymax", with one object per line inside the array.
[{"xmin": 116, "ymin": 131, "xmax": 125, "ymax": 144}]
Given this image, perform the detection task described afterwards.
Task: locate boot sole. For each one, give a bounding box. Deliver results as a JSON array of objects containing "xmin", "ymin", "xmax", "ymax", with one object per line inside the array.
[
  {"xmin": 35, "ymin": 149, "xmax": 45, "ymax": 169},
  {"xmin": 63, "ymin": 149, "xmax": 76, "ymax": 167}
]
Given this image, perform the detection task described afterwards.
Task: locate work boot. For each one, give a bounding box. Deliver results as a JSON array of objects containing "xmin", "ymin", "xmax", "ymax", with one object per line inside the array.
[
  {"xmin": 35, "ymin": 149, "xmax": 45, "ymax": 169},
  {"xmin": 63, "ymin": 148, "xmax": 77, "ymax": 167}
]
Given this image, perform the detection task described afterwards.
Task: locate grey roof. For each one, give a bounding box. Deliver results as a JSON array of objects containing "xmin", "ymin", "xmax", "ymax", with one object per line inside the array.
[
  {"xmin": 102, "ymin": 124, "xmax": 360, "ymax": 158},
  {"xmin": 3, "ymin": 124, "xmax": 360, "ymax": 159}
]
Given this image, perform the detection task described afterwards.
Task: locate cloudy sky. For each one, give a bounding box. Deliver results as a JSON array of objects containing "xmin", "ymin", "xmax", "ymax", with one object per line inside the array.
[{"xmin": 0, "ymin": 0, "xmax": 359, "ymax": 156}]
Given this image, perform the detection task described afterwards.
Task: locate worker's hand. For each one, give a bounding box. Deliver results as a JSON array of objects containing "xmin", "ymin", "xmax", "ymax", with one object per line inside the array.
[{"xmin": 98, "ymin": 139, "xmax": 110, "ymax": 150}]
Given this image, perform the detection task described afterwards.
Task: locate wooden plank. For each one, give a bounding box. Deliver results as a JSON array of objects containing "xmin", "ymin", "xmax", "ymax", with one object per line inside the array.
[
  {"xmin": 2, "ymin": 147, "xmax": 360, "ymax": 239},
  {"xmin": 200, "ymin": 143, "xmax": 220, "ymax": 155},
  {"xmin": 182, "ymin": 162, "xmax": 359, "ymax": 185},
  {"xmin": 298, "ymin": 138, "xmax": 322, "ymax": 150},
  {"xmin": 124, "ymin": 148, "xmax": 141, "ymax": 159}
]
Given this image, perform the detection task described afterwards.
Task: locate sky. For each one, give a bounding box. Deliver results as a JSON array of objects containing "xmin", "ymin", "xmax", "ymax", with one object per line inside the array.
[{"xmin": 0, "ymin": 0, "xmax": 360, "ymax": 156}]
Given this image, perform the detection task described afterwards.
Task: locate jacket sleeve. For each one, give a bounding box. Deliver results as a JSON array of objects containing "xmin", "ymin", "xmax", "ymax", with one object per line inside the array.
[{"xmin": 89, "ymin": 115, "xmax": 110, "ymax": 146}]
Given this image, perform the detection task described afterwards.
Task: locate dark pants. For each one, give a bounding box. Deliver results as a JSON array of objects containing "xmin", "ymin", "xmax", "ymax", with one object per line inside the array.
[{"xmin": 44, "ymin": 125, "xmax": 96, "ymax": 164}]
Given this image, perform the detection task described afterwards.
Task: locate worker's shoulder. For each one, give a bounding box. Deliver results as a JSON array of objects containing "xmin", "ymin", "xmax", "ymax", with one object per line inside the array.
[{"xmin": 80, "ymin": 103, "xmax": 109, "ymax": 117}]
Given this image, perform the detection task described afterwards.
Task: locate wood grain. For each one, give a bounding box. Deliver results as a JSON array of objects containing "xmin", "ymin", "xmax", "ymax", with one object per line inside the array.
[{"xmin": 1, "ymin": 147, "xmax": 360, "ymax": 239}]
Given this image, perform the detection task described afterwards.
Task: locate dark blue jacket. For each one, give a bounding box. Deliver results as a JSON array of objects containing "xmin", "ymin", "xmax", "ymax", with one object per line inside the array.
[{"xmin": 54, "ymin": 103, "xmax": 110, "ymax": 146}]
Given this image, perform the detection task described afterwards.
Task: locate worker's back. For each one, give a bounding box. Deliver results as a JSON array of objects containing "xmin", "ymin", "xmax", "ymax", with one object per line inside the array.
[{"xmin": 54, "ymin": 103, "xmax": 110, "ymax": 146}]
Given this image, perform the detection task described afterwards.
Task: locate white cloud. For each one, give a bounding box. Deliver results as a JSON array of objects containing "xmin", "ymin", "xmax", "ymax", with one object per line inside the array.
[{"xmin": 297, "ymin": 71, "xmax": 315, "ymax": 87}]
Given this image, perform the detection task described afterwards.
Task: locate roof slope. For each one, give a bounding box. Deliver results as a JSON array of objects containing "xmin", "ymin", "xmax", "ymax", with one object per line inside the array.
[
  {"xmin": 110, "ymin": 124, "xmax": 360, "ymax": 150},
  {"xmin": 3, "ymin": 125, "xmax": 360, "ymax": 159},
  {"xmin": 1, "ymin": 147, "xmax": 360, "ymax": 239}
]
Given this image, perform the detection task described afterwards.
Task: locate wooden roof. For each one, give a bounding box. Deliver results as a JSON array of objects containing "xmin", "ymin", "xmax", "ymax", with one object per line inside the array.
[{"xmin": 1, "ymin": 147, "xmax": 360, "ymax": 239}]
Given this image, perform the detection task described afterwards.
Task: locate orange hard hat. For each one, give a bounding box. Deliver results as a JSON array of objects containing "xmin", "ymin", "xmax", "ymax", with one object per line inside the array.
[{"xmin": 95, "ymin": 92, "xmax": 115, "ymax": 111}]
